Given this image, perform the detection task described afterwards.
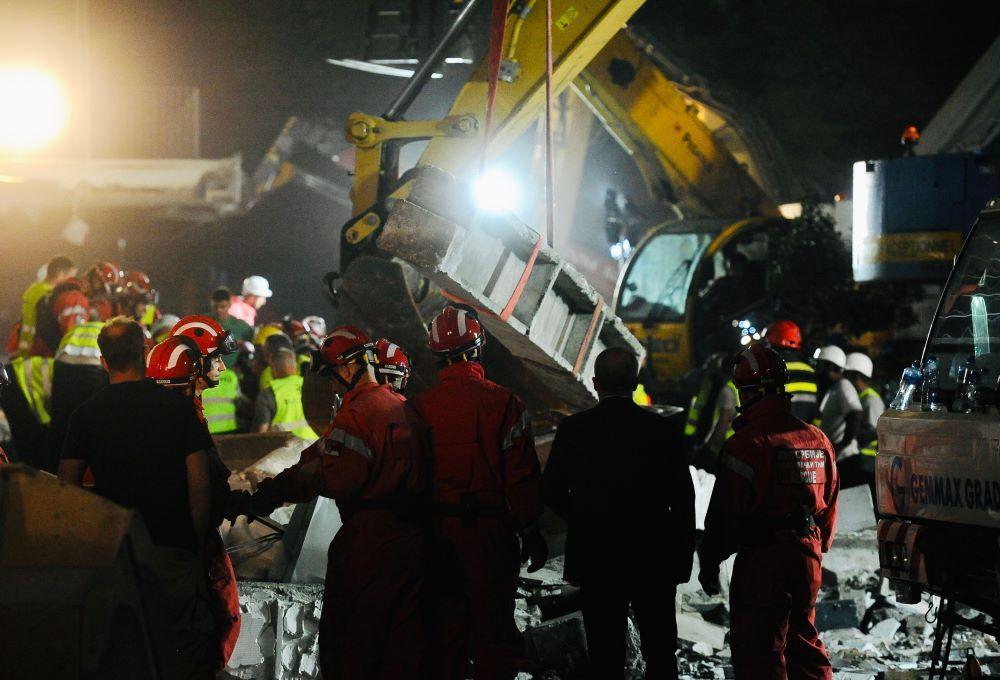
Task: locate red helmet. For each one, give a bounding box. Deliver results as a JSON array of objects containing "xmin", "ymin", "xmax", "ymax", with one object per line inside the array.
[
  {"xmin": 427, "ymin": 304, "xmax": 485, "ymax": 358},
  {"xmin": 374, "ymin": 338, "xmax": 412, "ymax": 392},
  {"xmin": 315, "ymin": 326, "xmax": 377, "ymax": 372},
  {"xmin": 284, "ymin": 318, "xmax": 320, "ymax": 352},
  {"xmin": 170, "ymin": 315, "xmax": 237, "ymax": 359},
  {"xmin": 123, "ymin": 269, "xmax": 158, "ymax": 304},
  {"xmin": 146, "ymin": 336, "xmax": 200, "ymax": 389},
  {"xmin": 763, "ymin": 319, "xmax": 802, "ymax": 350},
  {"xmin": 87, "ymin": 261, "xmax": 124, "ymax": 296},
  {"xmin": 732, "ymin": 343, "xmax": 788, "ymax": 390}
]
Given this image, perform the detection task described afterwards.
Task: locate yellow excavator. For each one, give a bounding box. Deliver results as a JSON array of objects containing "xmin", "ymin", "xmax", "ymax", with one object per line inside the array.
[{"xmin": 255, "ymin": 0, "xmax": 788, "ymax": 407}]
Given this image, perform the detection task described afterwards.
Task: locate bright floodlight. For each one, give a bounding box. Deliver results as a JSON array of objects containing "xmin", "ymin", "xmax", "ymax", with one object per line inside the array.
[
  {"xmin": 473, "ymin": 168, "xmax": 523, "ymax": 214},
  {"xmin": 0, "ymin": 67, "xmax": 68, "ymax": 153}
]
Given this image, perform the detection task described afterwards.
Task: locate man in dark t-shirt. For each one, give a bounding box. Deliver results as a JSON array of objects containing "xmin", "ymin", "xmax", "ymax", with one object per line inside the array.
[{"xmin": 57, "ymin": 317, "xmax": 216, "ymax": 677}]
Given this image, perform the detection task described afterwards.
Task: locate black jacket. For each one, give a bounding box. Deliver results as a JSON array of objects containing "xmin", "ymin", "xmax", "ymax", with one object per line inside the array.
[{"xmin": 543, "ymin": 396, "xmax": 695, "ymax": 585}]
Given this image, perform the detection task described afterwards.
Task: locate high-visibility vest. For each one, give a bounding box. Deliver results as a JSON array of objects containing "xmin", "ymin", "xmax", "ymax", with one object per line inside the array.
[
  {"xmin": 18, "ymin": 280, "xmax": 53, "ymax": 355},
  {"xmin": 785, "ymin": 361, "xmax": 819, "ymax": 397},
  {"xmin": 11, "ymin": 355, "xmax": 54, "ymax": 424},
  {"xmin": 269, "ymin": 374, "xmax": 318, "ymax": 440},
  {"xmin": 202, "ymin": 369, "xmax": 240, "ymax": 434},
  {"xmin": 684, "ymin": 375, "xmax": 717, "ymax": 439},
  {"xmin": 140, "ymin": 303, "xmax": 158, "ymax": 329},
  {"xmin": 859, "ymin": 386, "xmax": 880, "ymax": 457},
  {"xmin": 259, "ymin": 366, "xmax": 273, "ymax": 392},
  {"xmin": 55, "ymin": 321, "xmax": 104, "ymax": 365},
  {"xmin": 711, "ymin": 380, "xmax": 740, "ymax": 441},
  {"xmin": 632, "ymin": 383, "xmax": 652, "ymax": 406},
  {"xmin": 297, "ymin": 351, "xmax": 312, "ymax": 375}
]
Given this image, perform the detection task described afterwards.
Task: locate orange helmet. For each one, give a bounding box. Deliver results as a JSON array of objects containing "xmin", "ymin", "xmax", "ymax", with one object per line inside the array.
[
  {"xmin": 732, "ymin": 343, "xmax": 788, "ymax": 391},
  {"xmin": 374, "ymin": 338, "xmax": 412, "ymax": 393},
  {"xmin": 146, "ymin": 336, "xmax": 200, "ymax": 389},
  {"xmin": 427, "ymin": 304, "xmax": 485, "ymax": 360},
  {"xmin": 762, "ymin": 319, "xmax": 802, "ymax": 350}
]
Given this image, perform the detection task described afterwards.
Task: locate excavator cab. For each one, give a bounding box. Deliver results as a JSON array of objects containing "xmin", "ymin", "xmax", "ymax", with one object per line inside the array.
[{"xmin": 614, "ymin": 216, "xmax": 787, "ymax": 400}]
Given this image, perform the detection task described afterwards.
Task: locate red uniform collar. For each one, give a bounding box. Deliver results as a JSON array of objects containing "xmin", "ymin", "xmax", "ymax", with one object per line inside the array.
[
  {"xmin": 342, "ymin": 380, "xmax": 388, "ymax": 408},
  {"xmin": 438, "ymin": 360, "xmax": 485, "ymax": 382}
]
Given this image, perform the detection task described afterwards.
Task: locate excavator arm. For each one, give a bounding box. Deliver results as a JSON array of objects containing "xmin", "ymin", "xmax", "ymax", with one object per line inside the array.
[{"xmin": 574, "ymin": 30, "xmax": 780, "ymax": 218}]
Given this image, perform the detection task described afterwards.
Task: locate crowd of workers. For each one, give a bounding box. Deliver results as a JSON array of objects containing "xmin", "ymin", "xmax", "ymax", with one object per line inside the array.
[
  {"xmin": 684, "ymin": 318, "xmax": 886, "ymax": 500},
  {"xmin": 0, "ymin": 255, "xmax": 859, "ymax": 679}
]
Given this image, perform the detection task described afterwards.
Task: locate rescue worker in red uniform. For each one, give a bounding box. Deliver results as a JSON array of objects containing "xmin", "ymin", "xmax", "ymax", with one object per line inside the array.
[
  {"xmin": 247, "ymin": 326, "xmax": 432, "ymax": 680},
  {"xmin": 699, "ymin": 343, "xmax": 839, "ymax": 680},
  {"xmin": 374, "ymin": 338, "xmax": 412, "ymax": 394},
  {"xmin": 411, "ymin": 304, "xmax": 548, "ymax": 680},
  {"xmin": 163, "ymin": 316, "xmax": 244, "ymax": 669}
]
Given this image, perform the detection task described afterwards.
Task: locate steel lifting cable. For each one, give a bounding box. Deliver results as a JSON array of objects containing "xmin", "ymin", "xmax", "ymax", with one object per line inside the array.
[
  {"xmin": 544, "ymin": 0, "xmax": 554, "ymax": 248},
  {"xmin": 482, "ymin": 0, "xmax": 511, "ymax": 172}
]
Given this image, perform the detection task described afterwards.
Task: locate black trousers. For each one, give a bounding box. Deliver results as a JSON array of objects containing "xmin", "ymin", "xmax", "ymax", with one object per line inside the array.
[{"xmin": 580, "ymin": 576, "xmax": 678, "ymax": 680}]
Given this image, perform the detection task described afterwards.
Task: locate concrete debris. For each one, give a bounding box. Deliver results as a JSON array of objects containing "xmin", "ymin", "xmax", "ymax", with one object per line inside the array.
[
  {"xmin": 223, "ymin": 582, "xmax": 324, "ymax": 680},
  {"xmin": 676, "ymin": 612, "xmax": 727, "ymax": 650}
]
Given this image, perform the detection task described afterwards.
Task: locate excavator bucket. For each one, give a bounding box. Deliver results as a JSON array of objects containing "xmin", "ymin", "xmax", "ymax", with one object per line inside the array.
[{"xmin": 352, "ymin": 167, "xmax": 644, "ymax": 413}]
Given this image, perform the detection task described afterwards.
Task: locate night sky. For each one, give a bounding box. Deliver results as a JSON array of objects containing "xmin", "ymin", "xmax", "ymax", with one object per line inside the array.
[{"xmin": 1, "ymin": 0, "xmax": 998, "ymax": 327}]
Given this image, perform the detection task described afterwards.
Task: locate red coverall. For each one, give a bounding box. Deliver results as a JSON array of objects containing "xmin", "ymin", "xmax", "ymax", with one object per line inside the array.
[
  {"xmin": 411, "ymin": 361, "xmax": 543, "ymax": 680},
  {"xmin": 259, "ymin": 382, "xmax": 431, "ymax": 680},
  {"xmin": 701, "ymin": 395, "xmax": 839, "ymax": 680}
]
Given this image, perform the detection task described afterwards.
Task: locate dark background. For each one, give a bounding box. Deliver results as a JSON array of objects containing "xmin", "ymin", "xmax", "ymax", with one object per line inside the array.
[{"xmin": 1, "ymin": 0, "xmax": 998, "ymax": 332}]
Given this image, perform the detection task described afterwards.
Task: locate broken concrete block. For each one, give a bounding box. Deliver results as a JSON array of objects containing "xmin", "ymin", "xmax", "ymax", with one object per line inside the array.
[
  {"xmin": 815, "ymin": 599, "xmax": 861, "ymax": 632},
  {"xmin": 836, "ymin": 485, "xmax": 877, "ymax": 533},
  {"xmin": 676, "ymin": 612, "xmax": 727, "ymax": 650},
  {"xmin": 869, "ymin": 617, "xmax": 901, "ymax": 643},
  {"xmin": 691, "ymin": 466, "xmax": 716, "ymax": 531},
  {"xmin": 283, "ymin": 603, "xmax": 304, "ymax": 636},
  {"xmin": 523, "ymin": 612, "xmax": 589, "ymax": 674}
]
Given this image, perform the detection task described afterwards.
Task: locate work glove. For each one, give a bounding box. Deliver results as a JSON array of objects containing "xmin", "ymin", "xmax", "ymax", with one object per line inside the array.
[
  {"xmin": 223, "ymin": 490, "xmax": 252, "ymax": 523},
  {"xmin": 247, "ymin": 489, "xmax": 281, "ymax": 522},
  {"xmin": 519, "ymin": 528, "xmax": 548, "ymax": 573},
  {"xmin": 699, "ymin": 564, "xmax": 722, "ymax": 597}
]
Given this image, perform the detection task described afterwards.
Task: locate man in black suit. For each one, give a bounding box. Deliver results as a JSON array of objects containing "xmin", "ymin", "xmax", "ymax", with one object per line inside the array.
[{"xmin": 543, "ymin": 347, "xmax": 695, "ymax": 680}]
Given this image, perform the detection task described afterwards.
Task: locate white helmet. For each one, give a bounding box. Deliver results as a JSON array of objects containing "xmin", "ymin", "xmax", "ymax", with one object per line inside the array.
[
  {"xmin": 303, "ymin": 315, "xmax": 327, "ymax": 337},
  {"xmin": 845, "ymin": 352, "xmax": 874, "ymax": 378},
  {"xmin": 813, "ymin": 345, "xmax": 847, "ymax": 369},
  {"xmin": 242, "ymin": 275, "xmax": 273, "ymax": 298}
]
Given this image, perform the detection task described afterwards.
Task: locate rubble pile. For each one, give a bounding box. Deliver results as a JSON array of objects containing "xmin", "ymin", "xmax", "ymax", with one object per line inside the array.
[{"xmin": 222, "ymin": 582, "xmax": 324, "ymax": 680}]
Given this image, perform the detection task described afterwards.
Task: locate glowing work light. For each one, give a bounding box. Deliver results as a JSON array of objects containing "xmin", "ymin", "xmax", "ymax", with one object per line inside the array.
[
  {"xmin": 0, "ymin": 67, "xmax": 69, "ymax": 153},
  {"xmin": 473, "ymin": 168, "xmax": 523, "ymax": 214}
]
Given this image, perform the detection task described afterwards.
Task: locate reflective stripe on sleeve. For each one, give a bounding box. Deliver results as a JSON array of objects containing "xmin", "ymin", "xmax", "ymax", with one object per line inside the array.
[
  {"xmin": 324, "ymin": 428, "xmax": 373, "ymax": 460},
  {"xmin": 722, "ymin": 453, "xmax": 755, "ymax": 482},
  {"xmin": 502, "ymin": 410, "xmax": 530, "ymax": 451}
]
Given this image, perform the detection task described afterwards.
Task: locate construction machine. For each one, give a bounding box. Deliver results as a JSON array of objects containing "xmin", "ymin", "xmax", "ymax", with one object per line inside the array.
[{"xmin": 254, "ymin": 2, "xmax": 791, "ymax": 407}]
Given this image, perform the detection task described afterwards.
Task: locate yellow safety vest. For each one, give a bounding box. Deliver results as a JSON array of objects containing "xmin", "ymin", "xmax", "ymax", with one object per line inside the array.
[
  {"xmin": 859, "ymin": 387, "xmax": 879, "ymax": 457},
  {"xmin": 11, "ymin": 355, "xmax": 54, "ymax": 425},
  {"xmin": 18, "ymin": 280, "xmax": 53, "ymax": 356},
  {"xmin": 259, "ymin": 365, "xmax": 273, "ymax": 393},
  {"xmin": 711, "ymin": 381, "xmax": 740, "ymax": 441},
  {"xmin": 202, "ymin": 370, "xmax": 239, "ymax": 434},
  {"xmin": 684, "ymin": 376, "xmax": 716, "ymax": 438},
  {"xmin": 140, "ymin": 303, "xmax": 158, "ymax": 329},
  {"xmin": 632, "ymin": 383, "xmax": 652, "ymax": 406},
  {"xmin": 785, "ymin": 361, "xmax": 819, "ymax": 396},
  {"xmin": 269, "ymin": 374, "xmax": 318, "ymax": 440},
  {"xmin": 55, "ymin": 321, "xmax": 104, "ymax": 365},
  {"xmin": 297, "ymin": 352, "xmax": 312, "ymax": 375}
]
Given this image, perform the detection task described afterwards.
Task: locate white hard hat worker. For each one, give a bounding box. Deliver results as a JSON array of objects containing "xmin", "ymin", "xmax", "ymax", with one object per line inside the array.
[
  {"xmin": 242, "ymin": 275, "xmax": 273, "ymax": 300},
  {"xmin": 844, "ymin": 352, "xmax": 874, "ymax": 379},
  {"xmin": 813, "ymin": 345, "xmax": 847, "ymax": 370}
]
